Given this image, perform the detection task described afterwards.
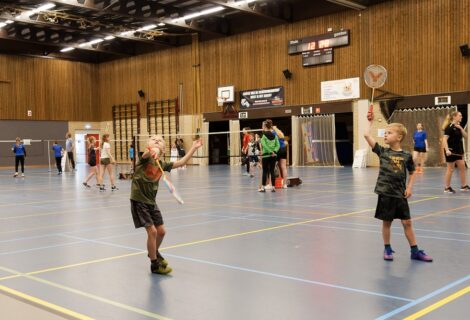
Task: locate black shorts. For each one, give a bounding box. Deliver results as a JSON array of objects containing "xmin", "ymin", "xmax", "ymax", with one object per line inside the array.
[
  {"xmin": 88, "ymin": 159, "xmax": 96, "ymax": 167},
  {"xmin": 130, "ymin": 200, "xmax": 164, "ymax": 228},
  {"xmin": 413, "ymin": 146, "xmax": 426, "ymax": 153},
  {"xmin": 249, "ymin": 155, "xmax": 259, "ymax": 163},
  {"xmin": 375, "ymin": 195, "xmax": 410, "ymax": 221},
  {"xmin": 277, "ymin": 147, "xmax": 287, "ymax": 160},
  {"xmin": 445, "ymin": 153, "xmax": 463, "ymax": 163}
]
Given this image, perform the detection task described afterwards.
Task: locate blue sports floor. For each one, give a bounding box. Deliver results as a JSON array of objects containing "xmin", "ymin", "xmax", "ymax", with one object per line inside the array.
[{"xmin": 0, "ymin": 165, "xmax": 468, "ymax": 320}]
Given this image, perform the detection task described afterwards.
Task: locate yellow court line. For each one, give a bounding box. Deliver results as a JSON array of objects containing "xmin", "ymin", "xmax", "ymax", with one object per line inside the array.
[
  {"xmin": 412, "ymin": 204, "xmax": 470, "ymax": 221},
  {"xmin": 0, "ymin": 266, "xmax": 171, "ymax": 320},
  {"xmin": 403, "ymin": 286, "xmax": 470, "ymax": 320},
  {"xmin": 0, "ymin": 284, "xmax": 94, "ymax": 320}
]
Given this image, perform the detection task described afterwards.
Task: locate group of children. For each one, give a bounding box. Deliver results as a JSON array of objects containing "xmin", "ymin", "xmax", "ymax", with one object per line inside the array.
[{"xmin": 241, "ymin": 120, "xmax": 289, "ymax": 192}]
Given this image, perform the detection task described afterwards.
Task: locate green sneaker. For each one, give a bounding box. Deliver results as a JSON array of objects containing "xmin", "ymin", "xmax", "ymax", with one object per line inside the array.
[
  {"xmin": 151, "ymin": 261, "xmax": 172, "ymax": 274},
  {"xmin": 157, "ymin": 252, "xmax": 168, "ymax": 268},
  {"xmin": 147, "ymin": 252, "xmax": 169, "ymax": 267}
]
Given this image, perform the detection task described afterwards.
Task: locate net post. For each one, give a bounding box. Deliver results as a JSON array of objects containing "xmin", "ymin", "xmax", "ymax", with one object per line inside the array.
[{"xmin": 47, "ymin": 140, "xmax": 51, "ymax": 172}]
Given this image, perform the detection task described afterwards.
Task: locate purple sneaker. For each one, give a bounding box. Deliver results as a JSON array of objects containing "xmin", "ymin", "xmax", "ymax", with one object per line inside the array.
[
  {"xmin": 383, "ymin": 249, "xmax": 394, "ymax": 261},
  {"xmin": 411, "ymin": 250, "xmax": 433, "ymax": 262}
]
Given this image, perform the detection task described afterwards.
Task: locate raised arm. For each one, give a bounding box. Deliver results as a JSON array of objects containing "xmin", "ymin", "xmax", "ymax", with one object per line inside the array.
[
  {"xmin": 173, "ymin": 139, "xmax": 203, "ymax": 169},
  {"xmin": 363, "ymin": 118, "xmax": 376, "ymax": 148}
]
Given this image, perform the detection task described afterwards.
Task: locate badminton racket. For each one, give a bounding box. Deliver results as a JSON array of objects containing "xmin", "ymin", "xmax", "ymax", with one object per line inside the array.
[
  {"xmin": 151, "ymin": 150, "xmax": 184, "ymax": 204},
  {"xmin": 364, "ymin": 65, "xmax": 387, "ymax": 121}
]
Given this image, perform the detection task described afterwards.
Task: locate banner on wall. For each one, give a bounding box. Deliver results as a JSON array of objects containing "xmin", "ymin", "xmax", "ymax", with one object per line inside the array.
[
  {"xmin": 240, "ymin": 86, "xmax": 284, "ymax": 109},
  {"xmin": 321, "ymin": 77, "xmax": 360, "ymax": 102}
]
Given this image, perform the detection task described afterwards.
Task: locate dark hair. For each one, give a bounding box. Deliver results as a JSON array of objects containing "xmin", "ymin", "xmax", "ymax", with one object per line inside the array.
[{"xmin": 264, "ymin": 119, "xmax": 273, "ymax": 129}]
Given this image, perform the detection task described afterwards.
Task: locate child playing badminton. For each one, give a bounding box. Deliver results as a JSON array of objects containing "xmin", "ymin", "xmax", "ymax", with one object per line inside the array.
[
  {"xmin": 130, "ymin": 135, "xmax": 203, "ymax": 274},
  {"xmin": 364, "ymin": 114, "xmax": 432, "ymax": 262}
]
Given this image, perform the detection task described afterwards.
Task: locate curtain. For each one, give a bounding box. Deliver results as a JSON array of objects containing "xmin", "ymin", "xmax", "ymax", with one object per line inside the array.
[
  {"xmin": 298, "ymin": 114, "xmax": 341, "ymax": 167},
  {"xmin": 389, "ymin": 106, "xmax": 457, "ymax": 167},
  {"xmin": 229, "ymin": 120, "xmax": 241, "ymax": 166}
]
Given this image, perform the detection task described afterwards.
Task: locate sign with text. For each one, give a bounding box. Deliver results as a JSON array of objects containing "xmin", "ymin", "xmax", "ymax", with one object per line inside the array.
[
  {"xmin": 321, "ymin": 77, "xmax": 360, "ymax": 102},
  {"xmin": 240, "ymin": 86, "xmax": 284, "ymax": 109}
]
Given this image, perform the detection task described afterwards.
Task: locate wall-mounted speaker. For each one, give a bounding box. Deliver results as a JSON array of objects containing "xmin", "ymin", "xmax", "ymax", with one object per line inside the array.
[
  {"xmin": 138, "ymin": 90, "xmax": 145, "ymax": 98},
  {"xmin": 460, "ymin": 44, "xmax": 470, "ymax": 57},
  {"xmin": 283, "ymin": 69, "xmax": 292, "ymax": 79}
]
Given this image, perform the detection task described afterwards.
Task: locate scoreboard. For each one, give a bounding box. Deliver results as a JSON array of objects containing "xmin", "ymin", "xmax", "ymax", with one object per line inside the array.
[
  {"xmin": 288, "ymin": 30, "xmax": 350, "ymax": 55},
  {"xmin": 302, "ymin": 48, "xmax": 333, "ymax": 67}
]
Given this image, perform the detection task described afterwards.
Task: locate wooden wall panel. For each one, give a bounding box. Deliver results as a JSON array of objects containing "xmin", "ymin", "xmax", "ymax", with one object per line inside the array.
[
  {"xmin": 0, "ymin": 55, "xmax": 97, "ymax": 121},
  {"xmin": 2, "ymin": 0, "xmax": 469, "ymax": 121},
  {"xmin": 97, "ymin": 46, "xmax": 194, "ymax": 120}
]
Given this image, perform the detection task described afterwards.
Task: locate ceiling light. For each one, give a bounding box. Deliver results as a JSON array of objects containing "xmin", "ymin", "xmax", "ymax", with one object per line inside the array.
[
  {"xmin": 24, "ymin": 3, "xmax": 56, "ymax": 17},
  {"xmin": 325, "ymin": 0, "xmax": 367, "ymax": 10},
  {"xmin": 172, "ymin": 6, "xmax": 225, "ymax": 23},
  {"xmin": 60, "ymin": 47, "xmax": 75, "ymax": 52},
  {"xmin": 0, "ymin": 22, "xmax": 6, "ymax": 28},
  {"xmin": 88, "ymin": 38, "xmax": 104, "ymax": 45},
  {"xmin": 235, "ymin": 0, "xmax": 257, "ymax": 5},
  {"xmin": 158, "ymin": 22, "xmax": 165, "ymax": 26},
  {"xmin": 104, "ymin": 35, "xmax": 115, "ymax": 40},
  {"xmin": 137, "ymin": 24, "xmax": 156, "ymax": 32},
  {"xmin": 37, "ymin": 3, "xmax": 56, "ymax": 11},
  {"xmin": 5, "ymin": 20, "xmax": 14, "ymax": 24}
]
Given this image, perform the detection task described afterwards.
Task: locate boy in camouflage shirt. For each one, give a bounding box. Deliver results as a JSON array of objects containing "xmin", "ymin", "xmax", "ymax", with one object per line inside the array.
[
  {"xmin": 364, "ymin": 115, "xmax": 432, "ymax": 262},
  {"xmin": 130, "ymin": 135, "xmax": 203, "ymax": 274}
]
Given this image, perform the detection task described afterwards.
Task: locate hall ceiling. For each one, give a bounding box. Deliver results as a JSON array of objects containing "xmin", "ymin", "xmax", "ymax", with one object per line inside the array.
[{"xmin": 0, "ymin": 0, "xmax": 390, "ymax": 63}]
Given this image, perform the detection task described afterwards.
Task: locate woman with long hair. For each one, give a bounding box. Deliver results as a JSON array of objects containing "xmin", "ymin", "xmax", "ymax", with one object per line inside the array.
[
  {"xmin": 441, "ymin": 111, "xmax": 469, "ymax": 193},
  {"xmin": 98, "ymin": 134, "xmax": 118, "ymax": 191},
  {"xmin": 259, "ymin": 120, "xmax": 280, "ymax": 192},
  {"xmin": 83, "ymin": 136, "xmax": 100, "ymax": 188},
  {"xmin": 273, "ymin": 125, "xmax": 288, "ymax": 188},
  {"xmin": 412, "ymin": 123, "xmax": 428, "ymax": 173}
]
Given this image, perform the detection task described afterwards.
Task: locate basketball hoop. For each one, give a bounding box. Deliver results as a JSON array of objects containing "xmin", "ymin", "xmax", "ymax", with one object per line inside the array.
[{"xmin": 217, "ymin": 96, "xmax": 227, "ymax": 108}]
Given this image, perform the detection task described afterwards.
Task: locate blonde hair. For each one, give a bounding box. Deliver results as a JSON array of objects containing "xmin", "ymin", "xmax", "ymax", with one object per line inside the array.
[
  {"xmin": 88, "ymin": 136, "xmax": 96, "ymax": 146},
  {"xmin": 101, "ymin": 134, "xmax": 109, "ymax": 148},
  {"xmin": 148, "ymin": 135, "xmax": 166, "ymax": 153},
  {"xmin": 441, "ymin": 111, "xmax": 459, "ymax": 130},
  {"xmin": 387, "ymin": 123, "xmax": 407, "ymax": 141}
]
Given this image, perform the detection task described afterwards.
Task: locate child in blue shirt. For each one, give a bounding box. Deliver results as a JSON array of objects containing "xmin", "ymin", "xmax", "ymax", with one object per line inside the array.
[
  {"xmin": 52, "ymin": 141, "xmax": 64, "ymax": 175},
  {"xmin": 12, "ymin": 137, "xmax": 26, "ymax": 178}
]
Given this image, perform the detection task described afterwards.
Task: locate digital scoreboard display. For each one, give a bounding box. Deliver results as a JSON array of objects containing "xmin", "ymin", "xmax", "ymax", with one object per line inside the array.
[
  {"xmin": 288, "ymin": 30, "xmax": 350, "ymax": 55},
  {"xmin": 302, "ymin": 48, "xmax": 333, "ymax": 67}
]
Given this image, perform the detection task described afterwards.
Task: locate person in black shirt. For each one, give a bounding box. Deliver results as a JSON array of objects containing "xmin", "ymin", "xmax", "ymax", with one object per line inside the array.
[
  {"xmin": 442, "ymin": 111, "xmax": 469, "ymax": 193},
  {"xmin": 364, "ymin": 114, "xmax": 432, "ymax": 262}
]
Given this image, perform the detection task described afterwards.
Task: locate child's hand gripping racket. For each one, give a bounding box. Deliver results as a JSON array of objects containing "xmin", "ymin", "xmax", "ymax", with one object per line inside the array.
[
  {"xmin": 150, "ymin": 148, "xmax": 184, "ymax": 204},
  {"xmin": 364, "ymin": 65, "xmax": 388, "ymax": 121}
]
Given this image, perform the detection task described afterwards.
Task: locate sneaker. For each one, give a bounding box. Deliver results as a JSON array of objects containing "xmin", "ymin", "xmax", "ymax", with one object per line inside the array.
[
  {"xmin": 111, "ymin": 186, "xmax": 118, "ymax": 191},
  {"xmin": 151, "ymin": 261, "xmax": 172, "ymax": 274},
  {"xmin": 265, "ymin": 185, "xmax": 273, "ymax": 190},
  {"xmin": 249, "ymin": 174, "xmax": 254, "ymax": 178},
  {"xmin": 157, "ymin": 253, "xmax": 168, "ymax": 267},
  {"xmin": 258, "ymin": 186, "xmax": 265, "ymax": 193},
  {"xmin": 444, "ymin": 187, "xmax": 456, "ymax": 194},
  {"xmin": 13, "ymin": 172, "xmax": 18, "ymax": 177},
  {"xmin": 271, "ymin": 188, "xmax": 276, "ymax": 193},
  {"xmin": 383, "ymin": 249, "xmax": 395, "ymax": 261},
  {"xmin": 411, "ymin": 250, "xmax": 433, "ymax": 262},
  {"xmin": 83, "ymin": 182, "xmax": 91, "ymax": 188},
  {"xmin": 147, "ymin": 253, "xmax": 169, "ymax": 268},
  {"xmin": 99, "ymin": 186, "xmax": 106, "ymax": 192},
  {"xmin": 282, "ymin": 185, "xmax": 288, "ymax": 189},
  {"xmin": 21, "ymin": 173, "xmax": 25, "ymax": 177},
  {"xmin": 460, "ymin": 185, "xmax": 470, "ymax": 192}
]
